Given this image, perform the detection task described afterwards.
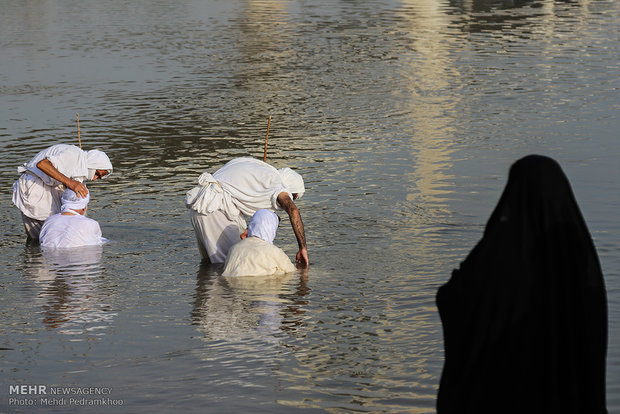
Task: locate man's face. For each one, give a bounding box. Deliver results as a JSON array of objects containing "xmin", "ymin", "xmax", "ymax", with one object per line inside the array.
[{"xmin": 92, "ymin": 170, "xmax": 109, "ymax": 180}]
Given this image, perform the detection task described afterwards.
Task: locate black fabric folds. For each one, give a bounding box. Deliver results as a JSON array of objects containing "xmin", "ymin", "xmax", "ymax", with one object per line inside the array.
[{"xmin": 436, "ymin": 155, "xmax": 607, "ymax": 413}]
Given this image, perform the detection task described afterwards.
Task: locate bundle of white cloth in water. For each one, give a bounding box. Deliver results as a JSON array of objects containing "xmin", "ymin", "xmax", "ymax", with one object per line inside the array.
[
  {"xmin": 222, "ymin": 209, "xmax": 295, "ymax": 277},
  {"xmin": 39, "ymin": 188, "xmax": 106, "ymax": 249}
]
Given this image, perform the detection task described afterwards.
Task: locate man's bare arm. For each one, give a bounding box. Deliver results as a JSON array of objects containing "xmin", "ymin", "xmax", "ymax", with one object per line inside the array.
[
  {"xmin": 36, "ymin": 159, "xmax": 88, "ymax": 198},
  {"xmin": 277, "ymin": 192, "xmax": 309, "ymax": 267}
]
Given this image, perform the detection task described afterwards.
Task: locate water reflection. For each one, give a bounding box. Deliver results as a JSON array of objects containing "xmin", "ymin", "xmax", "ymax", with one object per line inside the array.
[
  {"xmin": 21, "ymin": 245, "xmax": 116, "ymax": 338},
  {"xmin": 390, "ymin": 0, "xmax": 460, "ymax": 250},
  {"xmin": 1, "ymin": 0, "xmax": 618, "ymax": 412},
  {"xmin": 451, "ymin": 0, "xmax": 596, "ymax": 36},
  {"xmin": 191, "ymin": 263, "xmax": 303, "ymax": 344}
]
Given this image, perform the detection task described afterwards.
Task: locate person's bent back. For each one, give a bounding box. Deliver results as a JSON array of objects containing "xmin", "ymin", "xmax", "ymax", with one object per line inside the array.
[{"xmin": 39, "ymin": 187, "xmax": 106, "ymax": 249}]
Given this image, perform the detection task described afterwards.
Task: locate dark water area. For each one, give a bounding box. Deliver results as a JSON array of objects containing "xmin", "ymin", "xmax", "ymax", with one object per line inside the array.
[{"xmin": 1, "ymin": 0, "xmax": 619, "ymax": 412}]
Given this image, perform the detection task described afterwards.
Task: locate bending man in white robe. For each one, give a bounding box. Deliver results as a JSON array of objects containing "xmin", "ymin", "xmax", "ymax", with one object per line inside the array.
[
  {"xmin": 12, "ymin": 144, "xmax": 113, "ymax": 240},
  {"xmin": 185, "ymin": 157, "xmax": 308, "ymax": 266},
  {"xmin": 222, "ymin": 209, "xmax": 295, "ymax": 277},
  {"xmin": 39, "ymin": 187, "xmax": 107, "ymax": 249}
]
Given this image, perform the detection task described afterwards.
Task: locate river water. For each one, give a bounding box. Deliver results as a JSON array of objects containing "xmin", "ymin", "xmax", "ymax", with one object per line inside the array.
[{"xmin": 1, "ymin": 0, "xmax": 618, "ymax": 412}]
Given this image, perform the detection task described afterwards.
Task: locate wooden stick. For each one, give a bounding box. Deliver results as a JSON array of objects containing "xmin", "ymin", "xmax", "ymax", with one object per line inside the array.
[
  {"xmin": 263, "ymin": 115, "xmax": 271, "ymax": 162},
  {"xmin": 76, "ymin": 113, "xmax": 82, "ymax": 149}
]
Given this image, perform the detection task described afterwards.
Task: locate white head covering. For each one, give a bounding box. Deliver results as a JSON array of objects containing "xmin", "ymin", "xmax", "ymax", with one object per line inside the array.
[
  {"xmin": 86, "ymin": 150, "xmax": 113, "ymax": 180},
  {"xmin": 61, "ymin": 188, "xmax": 90, "ymax": 213},
  {"xmin": 278, "ymin": 167, "xmax": 305, "ymax": 199},
  {"xmin": 247, "ymin": 209, "xmax": 279, "ymax": 244}
]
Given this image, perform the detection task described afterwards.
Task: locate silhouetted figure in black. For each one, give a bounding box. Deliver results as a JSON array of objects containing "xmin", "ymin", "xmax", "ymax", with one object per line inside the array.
[{"xmin": 436, "ymin": 155, "xmax": 607, "ymax": 413}]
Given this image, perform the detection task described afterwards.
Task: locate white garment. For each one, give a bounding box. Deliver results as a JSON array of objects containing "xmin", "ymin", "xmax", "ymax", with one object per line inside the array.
[
  {"xmin": 277, "ymin": 167, "xmax": 305, "ymax": 199},
  {"xmin": 60, "ymin": 187, "xmax": 90, "ymax": 212},
  {"xmin": 186, "ymin": 158, "xmax": 296, "ymax": 218},
  {"xmin": 190, "ymin": 209, "xmax": 246, "ymax": 263},
  {"xmin": 13, "ymin": 174, "xmax": 65, "ymax": 221},
  {"xmin": 39, "ymin": 213, "xmax": 105, "ymax": 249},
  {"xmin": 185, "ymin": 158, "xmax": 301, "ymax": 263},
  {"xmin": 85, "ymin": 149, "xmax": 114, "ymax": 179},
  {"xmin": 21, "ymin": 213, "xmax": 45, "ymax": 240},
  {"xmin": 248, "ymin": 209, "xmax": 279, "ymax": 244},
  {"xmin": 222, "ymin": 237, "xmax": 295, "ymax": 277},
  {"xmin": 18, "ymin": 144, "xmax": 91, "ymax": 184},
  {"xmin": 12, "ymin": 144, "xmax": 110, "ymax": 221}
]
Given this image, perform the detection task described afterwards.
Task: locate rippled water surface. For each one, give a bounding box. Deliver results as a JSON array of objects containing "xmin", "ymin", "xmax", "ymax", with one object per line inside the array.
[{"xmin": 1, "ymin": 0, "xmax": 619, "ymax": 412}]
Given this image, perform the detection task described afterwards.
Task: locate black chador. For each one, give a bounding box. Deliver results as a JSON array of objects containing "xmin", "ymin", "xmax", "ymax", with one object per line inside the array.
[{"xmin": 436, "ymin": 155, "xmax": 607, "ymax": 413}]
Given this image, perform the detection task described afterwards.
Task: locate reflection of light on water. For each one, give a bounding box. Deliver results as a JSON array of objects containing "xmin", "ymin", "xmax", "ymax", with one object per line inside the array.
[
  {"xmin": 189, "ymin": 265, "xmax": 312, "ymax": 398},
  {"xmin": 22, "ymin": 245, "xmax": 116, "ymax": 339},
  {"xmin": 397, "ymin": 0, "xmax": 459, "ymax": 214},
  {"xmin": 1, "ymin": 0, "xmax": 615, "ymax": 412},
  {"xmin": 384, "ymin": 1, "xmax": 461, "ymax": 269}
]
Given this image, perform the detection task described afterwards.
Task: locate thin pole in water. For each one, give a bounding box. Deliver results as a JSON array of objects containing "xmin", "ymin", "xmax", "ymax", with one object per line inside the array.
[
  {"xmin": 263, "ymin": 115, "xmax": 271, "ymax": 162},
  {"xmin": 76, "ymin": 113, "xmax": 82, "ymax": 149}
]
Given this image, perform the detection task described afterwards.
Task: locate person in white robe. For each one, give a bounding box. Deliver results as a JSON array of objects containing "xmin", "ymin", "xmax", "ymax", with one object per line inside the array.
[
  {"xmin": 185, "ymin": 157, "xmax": 308, "ymax": 266},
  {"xmin": 39, "ymin": 187, "xmax": 107, "ymax": 249},
  {"xmin": 12, "ymin": 144, "xmax": 113, "ymax": 240},
  {"xmin": 222, "ymin": 209, "xmax": 295, "ymax": 277}
]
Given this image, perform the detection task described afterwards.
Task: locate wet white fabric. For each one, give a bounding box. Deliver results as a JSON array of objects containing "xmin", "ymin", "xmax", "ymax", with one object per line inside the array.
[
  {"xmin": 186, "ymin": 158, "xmax": 294, "ymax": 218},
  {"xmin": 247, "ymin": 209, "xmax": 279, "ymax": 244},
  {"xmin": 60, "ymin": 188, "xmax": 90, "ymax": 213},
  {"xmin": 12, "ymin": 174, "xmax": 64, "ymax": 221},
  {"xmin": 278, "ymin": 167, "xmax": 305, "ymax": 199},
  {"xmin": 16, "ymin": 144, "xmax": 89, "ymax": 186},
  {"xmin": 186, "ymin": 158, "xmax": 302, "ymax": 262},
  {"xmin": 20, "ymin": 213, "xmax": 45, "ymax": 240},
  {"xmin": 185, "ymin": 172, "xmax": 241, "ymax": 221},
  {"xmin": 39, "ymin": 213, "xmax": 105, "ymax": 249},
  {"xmin": 222, "ymin": 237, "xmax": 295, "ymax": 277},
  {"xmin": 189, "ymin": 209, "xmax": 246, "ymax": 263},
  {"xmin": 12, "ymin": 144, "xmax": 110, "ymax": 221}
]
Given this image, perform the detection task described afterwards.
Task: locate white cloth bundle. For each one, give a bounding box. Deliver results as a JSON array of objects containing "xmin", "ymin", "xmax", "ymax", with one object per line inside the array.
[{"xmin": 185, "ymin": 172, "xmax": 241, "ymax": 221}]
